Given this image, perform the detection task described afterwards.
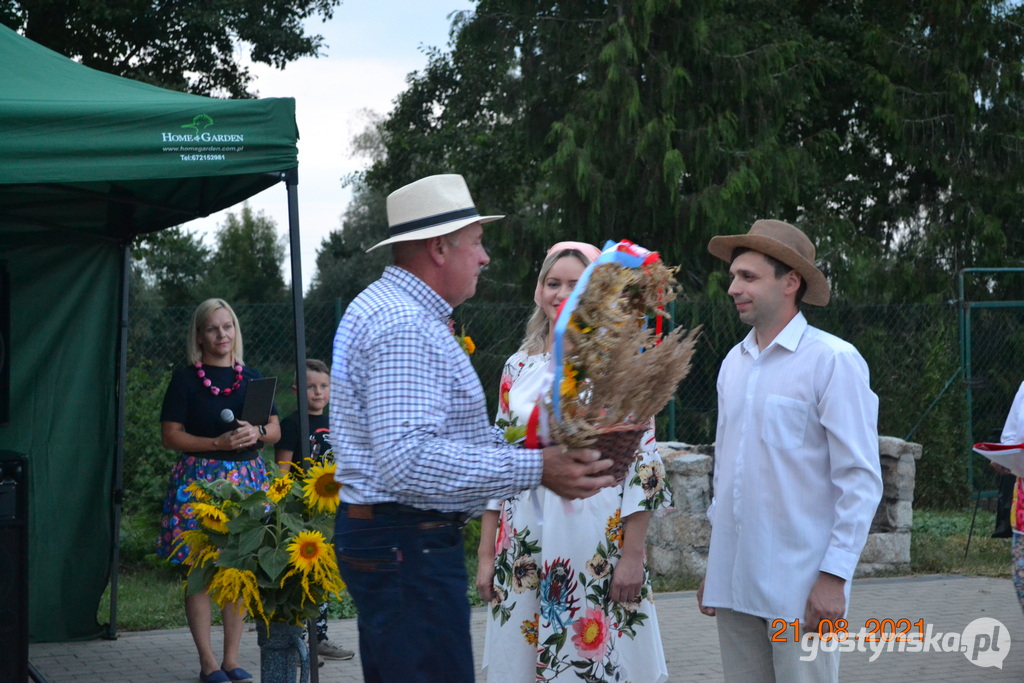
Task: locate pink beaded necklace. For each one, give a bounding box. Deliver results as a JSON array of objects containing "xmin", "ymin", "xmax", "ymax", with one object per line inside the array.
[{"xmin": 195, "ymin": 361, "xmax": 243, "ymax": 396}]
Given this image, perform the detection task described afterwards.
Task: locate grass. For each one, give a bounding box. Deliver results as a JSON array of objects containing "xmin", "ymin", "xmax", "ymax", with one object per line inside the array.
[
  {"xmin": 98, "ymin": 514, "xmax": 191, "ymax": 631},
  {"xmin": 101, "ymin": 507, "xmax": 1013, "ymax": 632},
  {"xmin": 910, "ymin": 507, "xmax": 1011, "ymax": 577},
  {"xmin": 99, "ymin": 564, "xmax": 188, "ymax": 631}
]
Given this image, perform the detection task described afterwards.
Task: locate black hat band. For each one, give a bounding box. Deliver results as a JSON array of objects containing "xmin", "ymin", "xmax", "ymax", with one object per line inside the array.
[{"xmin": 389, "ymin": 206, "xmax": 480, "ymax": 237}]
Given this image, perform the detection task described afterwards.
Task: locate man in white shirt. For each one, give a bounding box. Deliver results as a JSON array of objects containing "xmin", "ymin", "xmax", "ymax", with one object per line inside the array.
[{"xmin": 696, "ymin": 219, "xmax": 883, "ymax": 682}]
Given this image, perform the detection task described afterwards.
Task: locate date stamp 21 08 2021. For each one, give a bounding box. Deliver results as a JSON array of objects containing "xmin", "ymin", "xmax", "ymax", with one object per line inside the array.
[
  {"xmin": 775, "ymin": 617, "xmax": 1012, "ymax": 669},
  {"xmin": 771, "ymin": 617, "xmax": 927, "ymax": 642}
]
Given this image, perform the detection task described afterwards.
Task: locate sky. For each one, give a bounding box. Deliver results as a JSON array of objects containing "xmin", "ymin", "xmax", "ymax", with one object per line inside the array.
[{"xmin": 188, "ymin": 0, "xmax": 476, "ymax": 293}]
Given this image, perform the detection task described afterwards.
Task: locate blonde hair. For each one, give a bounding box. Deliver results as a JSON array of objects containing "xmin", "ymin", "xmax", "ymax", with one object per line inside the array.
[
  {"xmin": 520, "ymin": 249, "xmax": 592, "ymax": 355},
  {"xmin": 186, "ymin": 298, "xmax": 244, "ymax": 365}
]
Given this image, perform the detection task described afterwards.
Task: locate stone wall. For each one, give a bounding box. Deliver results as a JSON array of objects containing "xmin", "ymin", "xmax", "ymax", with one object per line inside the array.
[{"xmin": 646, "ymin": 437, "xmax": 922, "ymax": 579}]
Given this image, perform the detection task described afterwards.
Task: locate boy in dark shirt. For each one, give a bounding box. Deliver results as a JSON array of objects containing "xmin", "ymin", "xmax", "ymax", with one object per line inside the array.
[
  {"xmin": 276, "ymin": 359, "xmax": 332, "ymax": 474},
  {"xmin": 275, "ymin": 359, "xmax": 354, "ymax": 663}
]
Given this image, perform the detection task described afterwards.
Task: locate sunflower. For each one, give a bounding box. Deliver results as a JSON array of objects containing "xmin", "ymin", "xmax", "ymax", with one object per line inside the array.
[
  {"xmin": 286, "ymin": 530, "xmax": 331, "ymax": 574},
  {"xmin": 302, "ymin": 463, "xmax": 341, "ymax": 513},
  {"xmin": 281, "ymin": 530, "xmax": 345, "ymax": 608},
  {"xmin": 176, "ymin": 471, "xmax": 347, "ymax": 626},
  {"xmin": 266, "ymin": 473, "xmax": 294, "ymax": 503},
  {"xmin": 560, "ymin": 363, "xmax": 579, "ymax": 400},
  {"xmin": 567, "ymin": 318, "xmax": 593, "ymax": 334},
  {"xmin": 184, "ymin": 481, "xmax": 210, "ymax": 502},
  {"xmin": 192, "ymin": 502, "xmax": 230, "ymax": 533}
]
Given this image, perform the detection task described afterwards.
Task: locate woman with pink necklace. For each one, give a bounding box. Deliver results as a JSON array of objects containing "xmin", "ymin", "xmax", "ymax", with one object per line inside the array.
[{"xmin": 156, "ymin": 298, "xmax": 281, "ymax": 683}]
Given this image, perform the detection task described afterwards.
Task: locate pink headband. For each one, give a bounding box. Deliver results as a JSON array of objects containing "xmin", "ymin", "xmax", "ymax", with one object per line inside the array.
[
  {"xmin": 534, "ymin": 241, "xmax": 603, "ymax": 308},
  {"xmin": 547, "ymin": 241, "xmax": 602, "ymax": 262}
]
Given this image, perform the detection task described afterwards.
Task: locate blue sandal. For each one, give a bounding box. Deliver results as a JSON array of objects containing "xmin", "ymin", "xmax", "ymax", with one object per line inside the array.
[
  {"xmin": 198, "ymin": 671, "xmax": 230, "ymax": 683},
  {"xmin": 221, "ymin": 667, "xmax": 253, "ymax": 683}
]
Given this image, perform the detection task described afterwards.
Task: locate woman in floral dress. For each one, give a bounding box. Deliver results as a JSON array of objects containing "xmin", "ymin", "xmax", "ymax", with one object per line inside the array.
[{"xmin": 477, "ymin": 242, "xmax": 671, "ymax": 682}]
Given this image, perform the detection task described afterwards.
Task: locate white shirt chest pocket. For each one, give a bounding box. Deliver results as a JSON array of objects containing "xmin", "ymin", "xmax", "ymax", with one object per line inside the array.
[{"xmin": 761, "ymin": 394, "xmax": 810, "ymax": 449}]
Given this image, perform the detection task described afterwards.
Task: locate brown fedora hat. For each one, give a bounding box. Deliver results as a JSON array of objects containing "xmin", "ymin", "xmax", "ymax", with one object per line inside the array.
[{"xmin": 707, "ymin": 219, "xmax": 830, "ymax": 306}]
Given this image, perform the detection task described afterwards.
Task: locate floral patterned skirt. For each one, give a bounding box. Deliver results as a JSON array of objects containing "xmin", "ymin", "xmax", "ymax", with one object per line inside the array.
[
  {"xmin": 156, "ymin": 453, "xmax": 268, "ymax": 563},
  {"xmin": 481, "ymin": 485, "xmax": 669, "ymax": 683}
]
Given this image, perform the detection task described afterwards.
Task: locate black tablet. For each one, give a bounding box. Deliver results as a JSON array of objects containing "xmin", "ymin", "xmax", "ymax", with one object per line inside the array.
[{"xmin": 240, "ymin": 377, "xmax": 277, "ymax": 425}]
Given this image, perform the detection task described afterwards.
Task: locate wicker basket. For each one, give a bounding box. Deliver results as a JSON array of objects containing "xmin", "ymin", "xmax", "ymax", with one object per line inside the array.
[{"xmin": 593, "ymin": 423, "xmax": 647, "ymax": 484}]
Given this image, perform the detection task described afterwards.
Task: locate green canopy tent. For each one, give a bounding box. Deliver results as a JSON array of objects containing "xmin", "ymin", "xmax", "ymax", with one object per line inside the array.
[{"xmin": 0, "ymin": 23, "xmax": 313, "ymax": 643}]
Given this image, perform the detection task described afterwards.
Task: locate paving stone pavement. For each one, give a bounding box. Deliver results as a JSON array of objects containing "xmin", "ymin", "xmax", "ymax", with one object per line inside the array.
[{"xmin": 28, "ymin": 575, "xmax": 1024, "ymax": 682}]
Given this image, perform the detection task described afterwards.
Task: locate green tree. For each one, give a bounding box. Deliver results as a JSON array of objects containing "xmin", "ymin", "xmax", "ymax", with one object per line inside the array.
[
  {"xmin": 306, "ymin": 180, "xmax": 390, "ymax": 304},
  {"xmin": 132, "ymin": 226, "xmax": 211, "ymax": 306},
  {"xmin": 308, "ymin": 112, "xmax": 391, "ymax": 304},
  {"xmin": 206, "ymin": 204, "xmax": 288, "ymax": 304},
  {"xmin": 367, "ymin": 0, "xmax": 1024, "ymax": 304},
  {"xmin": 122, "ymin": 361, "xmax": 177, "ymax": 515},
  {"xmin": 0, "ymin": 0, "xmax": 340, "ymax": 97}
]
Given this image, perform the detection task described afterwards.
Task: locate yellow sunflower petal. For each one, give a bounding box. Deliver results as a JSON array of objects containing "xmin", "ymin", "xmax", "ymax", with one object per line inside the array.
[
  {"xmin": 191, "ymin": 502, "xmax": 230, "ymax": 533},
  {"xmin": 286, "ymin": 530, "xmax": 329, "ymax": 573},
  {"xmin": 560, "ymin": 364, "xmax": 579, "ymax": 400},
  {"xmin": 279, "ymin": 529, "xmax": 345, "ymax": 613},
  {"xmin": 267, "ymin": 474, "xmax": 294, "ymax": 503},
  {"xmin": 184, "ymin": 482, "xmax": 210, "ymax": 502},
  {"xmin": 302, "ymin": 463, "xmax": 341, "ymax": 513}
]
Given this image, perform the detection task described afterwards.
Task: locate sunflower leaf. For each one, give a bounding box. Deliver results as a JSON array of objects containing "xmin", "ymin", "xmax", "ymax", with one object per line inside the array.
[
  {"xmin": 259, "ymin": 546, "xmax": 290, "ymax": 582},
  {"xmin": 186, "ymin": 563, "xmax": 216, "ymax": 595},
  {"xmin": 237, "ymin": 525, "xmax": 265, "ymax": 555},
  {"xmin": 226, "ymin": 513, "xmax": 262, "ymax": 534}
]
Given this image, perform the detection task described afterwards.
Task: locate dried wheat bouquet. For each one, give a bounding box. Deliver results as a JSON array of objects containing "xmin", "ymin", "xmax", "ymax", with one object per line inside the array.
[{"xmin": 547, "ymin": 240, "xmax": 701, "ymax": 452}]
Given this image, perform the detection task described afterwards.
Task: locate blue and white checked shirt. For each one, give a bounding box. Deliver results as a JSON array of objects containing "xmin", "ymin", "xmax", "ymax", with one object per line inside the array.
[{"xmin": 330, "ymin": 266, "xmax": 543, "ymax": 513}]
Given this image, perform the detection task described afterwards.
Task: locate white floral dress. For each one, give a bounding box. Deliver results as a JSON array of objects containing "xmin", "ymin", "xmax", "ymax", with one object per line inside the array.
[{"xmin": 482, "ymin": 350, "xmax": 671, "ymax": 683}]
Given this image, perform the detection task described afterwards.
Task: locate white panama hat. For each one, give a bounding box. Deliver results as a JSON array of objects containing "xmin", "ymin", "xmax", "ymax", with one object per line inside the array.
[{"xmin": 366, "ymin": 173, "xmax": 504, "ymax": 252}]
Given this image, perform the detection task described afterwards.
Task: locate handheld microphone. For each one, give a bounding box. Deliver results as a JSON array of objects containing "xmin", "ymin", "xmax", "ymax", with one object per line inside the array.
[{"xmin": 220, "ymin": 408, "xmax": 241, "ymax": 430}]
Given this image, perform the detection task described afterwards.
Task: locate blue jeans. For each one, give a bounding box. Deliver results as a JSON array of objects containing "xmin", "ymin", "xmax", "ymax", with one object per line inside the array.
[{"xmin": 334, "ymin": 504, "xmax": 472, "ymax": 682}]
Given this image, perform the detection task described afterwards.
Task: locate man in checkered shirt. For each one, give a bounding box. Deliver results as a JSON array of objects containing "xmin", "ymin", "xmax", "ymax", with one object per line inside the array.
[{"xmin": 330, "ymin": 174, "xmax": 616, "ymax": 682}]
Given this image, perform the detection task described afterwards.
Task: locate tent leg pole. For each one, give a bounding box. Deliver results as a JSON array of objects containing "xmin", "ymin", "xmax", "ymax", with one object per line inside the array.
[
  {"xmin": 284, "ymin": 170, "xmax": 310, "ymax": 459},
  {"xmin": 107, "ymin": 241, "xmax": 130, "ymax": 639},
  {"xmin": 283, "ymin": 170, "xmax": 315, "ymax": 682}
]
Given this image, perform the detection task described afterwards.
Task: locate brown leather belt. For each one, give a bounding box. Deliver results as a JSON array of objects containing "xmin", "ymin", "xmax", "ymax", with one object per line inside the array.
[{"xmin": 342, "ymin": 502, "xmax": 469, "ymax": 527}]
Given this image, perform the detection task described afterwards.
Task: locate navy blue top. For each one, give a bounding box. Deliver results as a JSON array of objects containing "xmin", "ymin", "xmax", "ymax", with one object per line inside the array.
[{"xmin": 161, "ymin": 364, "xmax": 279, "ymax": 455}]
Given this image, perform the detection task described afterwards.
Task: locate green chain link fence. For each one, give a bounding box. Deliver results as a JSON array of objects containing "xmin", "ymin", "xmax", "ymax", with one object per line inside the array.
[
  {"xmin": 124, "ymin": 299, "xmax": 970, "ymax": 517},
  {"xmin": 958, "ymin": 269, "xmax": 1024, "ymax": 517}
]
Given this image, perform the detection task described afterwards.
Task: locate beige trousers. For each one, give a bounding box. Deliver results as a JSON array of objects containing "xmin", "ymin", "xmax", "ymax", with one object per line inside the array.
[{"xmin": 715, "ymin": 607, "xmax": 840, "ymax": 683}]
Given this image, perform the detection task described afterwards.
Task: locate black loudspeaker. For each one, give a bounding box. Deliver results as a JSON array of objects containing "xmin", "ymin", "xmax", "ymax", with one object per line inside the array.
[
  {"xmin": 0, "ymin": 453, "xmax": 28, "ymax": 682},
  {"xmin": 0, "ymin": 262, "xmax": 9, "ymax": 426}
]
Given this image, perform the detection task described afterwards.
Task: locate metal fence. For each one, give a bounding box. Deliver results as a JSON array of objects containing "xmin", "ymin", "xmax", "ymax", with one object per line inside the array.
[
  {"xmin": 127, "ymin": 298, "xmax": 972, "ymax": 511},
  {"xmin": 958, "ymin": 269, "xmax": 1024, "ymax": 509}
]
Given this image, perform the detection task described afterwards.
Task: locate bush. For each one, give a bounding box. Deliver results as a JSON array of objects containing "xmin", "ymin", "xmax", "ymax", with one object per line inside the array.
[{"xmin": 123, "ymin": 360, "xmax": 178, "ymax": 516}]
